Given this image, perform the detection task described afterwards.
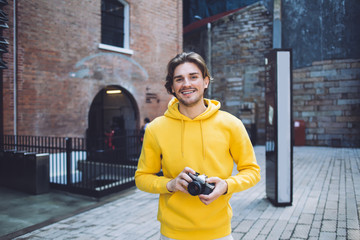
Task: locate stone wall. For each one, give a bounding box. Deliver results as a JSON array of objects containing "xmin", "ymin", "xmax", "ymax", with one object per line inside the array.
[
  {"xmin": 293, "ymin": 59, "xmax": 360, "ymax": 147},
  {"xmin": 210, "ymin": 3, "xmax": 272, "ymax": 145}
]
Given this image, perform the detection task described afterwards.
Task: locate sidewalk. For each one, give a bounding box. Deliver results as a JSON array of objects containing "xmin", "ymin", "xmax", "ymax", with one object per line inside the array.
[{"xmin": 7, "ymin": 146, "xmax": 360, "ymax": 239}]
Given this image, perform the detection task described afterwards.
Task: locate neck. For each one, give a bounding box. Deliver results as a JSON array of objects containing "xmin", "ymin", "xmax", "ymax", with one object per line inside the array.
[{"xmin": 178, "ymin": 100, "xmax": 207, "ymax": 119}]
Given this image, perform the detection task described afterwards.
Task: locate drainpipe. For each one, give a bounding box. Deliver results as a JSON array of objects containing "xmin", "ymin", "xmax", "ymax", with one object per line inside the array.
[
  {"xmin": 273, "ymin": 0, "xmax": 282, "ymax": 48},
  {"xmin": 207, "ymin": 22, "xmax": 212, "ymax": 98},
  {"xmin": 13, "ymin": 0, "xmax": 17, "ymax": 138}
]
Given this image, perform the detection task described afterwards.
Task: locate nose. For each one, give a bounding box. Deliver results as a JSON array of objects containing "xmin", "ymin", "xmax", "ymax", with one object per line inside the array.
[{"xmin": 183, "ymin": 77, "xmax": 191, "ymax": 86}]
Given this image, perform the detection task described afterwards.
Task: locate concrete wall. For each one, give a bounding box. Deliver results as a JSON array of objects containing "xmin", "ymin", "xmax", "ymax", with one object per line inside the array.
[
  {"xmin": 2, "ymin": 0, "xmax": 182, "ymax": 137},
  {"xmin": 282, "ymin": 0, "xmax": 360, "ymax": 68}
]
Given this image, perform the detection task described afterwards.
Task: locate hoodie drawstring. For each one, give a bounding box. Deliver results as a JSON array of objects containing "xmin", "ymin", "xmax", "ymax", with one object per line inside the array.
[
  {"xmin": 200, "ymin": 120, "xmax": 206, "ymax": 163},
  {"xmin": 181, "ymin": 118, "xmax": 184, "ymax": 158}
]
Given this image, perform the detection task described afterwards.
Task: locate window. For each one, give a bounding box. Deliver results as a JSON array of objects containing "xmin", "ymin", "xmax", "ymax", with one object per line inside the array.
[{"xmin": 100, "ymin": 0, "xmax": 133, "ymax": 54}]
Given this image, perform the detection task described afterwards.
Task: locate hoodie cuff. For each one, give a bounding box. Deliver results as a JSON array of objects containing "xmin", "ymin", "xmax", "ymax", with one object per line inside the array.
[
  {"xmin": 224, "ymin": 179, "xmax": 235, "ymax": 195},
  {"xmin": 159, "ymin": 177, "xmax": 173, "ymax": 194}
]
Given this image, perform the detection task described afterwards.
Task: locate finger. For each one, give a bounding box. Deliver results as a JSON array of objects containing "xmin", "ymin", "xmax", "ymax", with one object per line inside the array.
[
  {"xmin": 182, "ymin": 173, "xmax": 193, "ymax": 183},
  {"xmin": 198, "ymin": 194, "xmax": 208, "ymax": 200},
  {"xmin": 201, "ymin": 200, "xmax": 209, "ymax": 205},
  {"xmin": 178, "ymin": 182, "xmax": 189, "ymax": 193},
  {"xmin": 175, "ymin": 178, "xmax": 189, "ymax": 191},
  {"xmin": 178, "ymin": 186, "xmax": 188, "ymax": 193},
  {"xmin": 199, "ymin": 195, "xmax": 212, "ymax": 205},
  {"xmin": 179, "ymin": 171, "xmax": 194, "ymax": 183},
  {"xmin": 207, "ymin": 191, "xmax": 220, "ymax": 200},
  {"xmin": 183, "ymin": 167, "xmax": 196, "ymax": 175},
  {"xmin": 180, "ymin": 178, "xmax": 190, "ymax": 188},
  {"xmin": 206, "ymin": 177, "xmax": 220, "ymax": 184}
]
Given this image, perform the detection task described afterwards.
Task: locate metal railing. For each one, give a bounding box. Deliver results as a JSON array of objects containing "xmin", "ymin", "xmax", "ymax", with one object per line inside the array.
[{"xmin": 1, "ymin": 132, "xmax": 142, "ymax": 198}]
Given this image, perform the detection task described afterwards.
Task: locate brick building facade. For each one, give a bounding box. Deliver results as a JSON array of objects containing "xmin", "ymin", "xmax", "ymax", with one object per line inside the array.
[{"xmin": 2, "ymin": 0, "xmax": 182, "ymax": 138}]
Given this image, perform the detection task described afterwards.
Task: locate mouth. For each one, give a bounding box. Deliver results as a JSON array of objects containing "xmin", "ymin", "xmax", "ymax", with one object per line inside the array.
[{"xmin": 180, "ymin": 89, "xmax": 196, "ymax": 95}]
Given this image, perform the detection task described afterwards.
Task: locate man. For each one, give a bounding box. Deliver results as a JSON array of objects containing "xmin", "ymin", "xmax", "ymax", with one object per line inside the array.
[
  {"xmin": 135, "ymin": 52, "xmax": 260, "ymax": 240},
  {"xmin": 140, "ymin": 117, "xmax": 151, "ymax": 142}
]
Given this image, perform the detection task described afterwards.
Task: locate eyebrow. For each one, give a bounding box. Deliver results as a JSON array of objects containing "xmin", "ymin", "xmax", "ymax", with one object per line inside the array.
[{"xmin": 173, "ymin": 72, "xmax": 200, "ymax": 79}]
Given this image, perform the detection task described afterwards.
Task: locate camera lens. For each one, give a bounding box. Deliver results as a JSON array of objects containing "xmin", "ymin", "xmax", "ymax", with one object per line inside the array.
[{"xmin": 188, "ymin": 181, "xmax": 203, "ymax": 196}]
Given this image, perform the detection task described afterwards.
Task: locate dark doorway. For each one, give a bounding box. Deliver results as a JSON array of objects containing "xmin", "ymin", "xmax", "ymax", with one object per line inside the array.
[{"xmin": 87, "ymin": 86, "xmax": 139, "ymax": 152}]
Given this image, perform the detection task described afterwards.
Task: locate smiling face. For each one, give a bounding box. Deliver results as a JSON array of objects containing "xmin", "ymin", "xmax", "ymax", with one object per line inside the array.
[{"xmin": 171, "ymin": 62, "xmax": 209, "ymax": 108}]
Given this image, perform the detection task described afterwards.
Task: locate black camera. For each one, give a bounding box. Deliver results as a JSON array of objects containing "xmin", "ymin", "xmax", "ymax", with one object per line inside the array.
[{"xmin": 187, "ymin": 172, "xmax": 215, "ymax": 196}]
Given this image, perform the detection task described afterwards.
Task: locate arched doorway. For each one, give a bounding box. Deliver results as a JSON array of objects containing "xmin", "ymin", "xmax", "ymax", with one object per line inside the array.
[{"xmin": 87, "ymin": 85, "xmax": 139, "ymax": 153}]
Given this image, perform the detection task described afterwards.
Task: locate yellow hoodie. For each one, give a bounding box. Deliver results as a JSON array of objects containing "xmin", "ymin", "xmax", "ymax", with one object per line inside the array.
[{"xmin": 135, "ymin": 98, "xmax": 260, "ymax": 240}]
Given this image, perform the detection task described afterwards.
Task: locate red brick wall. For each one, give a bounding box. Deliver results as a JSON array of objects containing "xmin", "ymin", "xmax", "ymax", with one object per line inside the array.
[
  {"xmin": 2, "ymin": 0, "xmax": 182, "ymax": 137},
  {"xmin": 293, "ymin": 59, "xmax": 360, "ymax": 147}
]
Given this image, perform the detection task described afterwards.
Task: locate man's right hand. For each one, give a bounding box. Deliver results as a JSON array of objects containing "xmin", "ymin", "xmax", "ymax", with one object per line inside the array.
[{"xmin": 166, "ymin": 167, "xmax": 196, "ymax": 193}]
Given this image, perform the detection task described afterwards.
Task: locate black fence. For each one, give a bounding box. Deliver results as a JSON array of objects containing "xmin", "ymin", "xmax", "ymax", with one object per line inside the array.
[{"xmin": 0, "ymin": 132, "xmax": 142, "ymax": 198}]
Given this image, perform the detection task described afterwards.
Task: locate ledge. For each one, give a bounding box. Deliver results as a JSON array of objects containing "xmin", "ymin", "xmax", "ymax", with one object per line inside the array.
[{"xmin": 98, "ymin": 43, "xmax": 134, "ymax": 55}]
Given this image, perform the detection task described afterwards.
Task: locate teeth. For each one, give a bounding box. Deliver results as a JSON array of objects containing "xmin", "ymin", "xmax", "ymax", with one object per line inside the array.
[{"xmin": 181, "ymin": 90, "xmax": 195, "ymax": 94}]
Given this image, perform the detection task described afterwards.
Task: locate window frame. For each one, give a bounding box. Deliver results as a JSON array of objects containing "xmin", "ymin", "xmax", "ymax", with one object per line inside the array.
[{"xmin": 99, "ymin": 0, "xmax": 133, "ymax": 55}]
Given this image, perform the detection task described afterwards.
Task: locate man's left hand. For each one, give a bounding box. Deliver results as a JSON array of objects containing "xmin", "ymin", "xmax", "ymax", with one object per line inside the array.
[{"xmin": 198, "ymin": 177, "xmax": 228, "ymax": 205}]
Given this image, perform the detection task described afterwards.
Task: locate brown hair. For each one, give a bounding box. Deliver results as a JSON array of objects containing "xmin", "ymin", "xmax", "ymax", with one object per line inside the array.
[{"xmin": 165, "ymin": 52, "xmax": 213, "ymax": 97}]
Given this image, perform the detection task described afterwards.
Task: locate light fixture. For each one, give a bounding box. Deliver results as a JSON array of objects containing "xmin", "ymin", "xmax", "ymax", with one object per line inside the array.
[{"xmin": 106, "ymin": 89, "xmax": 122, "ymax": 94}]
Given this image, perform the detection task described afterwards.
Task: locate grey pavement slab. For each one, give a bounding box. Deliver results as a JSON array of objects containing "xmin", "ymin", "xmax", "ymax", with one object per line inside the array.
[
  {"xmin": 0, "ymin": 187, "xmax": 99, "ymax": 238},
  {"xmin": 2, "ymin": 146, "xmax": 360, "ymax": 240}
]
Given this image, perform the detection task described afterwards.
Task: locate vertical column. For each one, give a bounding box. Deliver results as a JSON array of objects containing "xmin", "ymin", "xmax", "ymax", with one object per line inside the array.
[{"xmin": 265, "ymin": 49, "xmax": 293, "ymax": 206}]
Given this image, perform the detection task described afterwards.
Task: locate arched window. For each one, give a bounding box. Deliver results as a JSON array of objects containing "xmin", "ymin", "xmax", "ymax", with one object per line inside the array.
[{"xmin": 100, "ymin": 0, "xmax": 133, "ymax": 55}]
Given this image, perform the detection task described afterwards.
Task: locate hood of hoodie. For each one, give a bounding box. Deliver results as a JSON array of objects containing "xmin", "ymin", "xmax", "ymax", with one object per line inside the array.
[
  {"xmin": 164, "ymin": 97, "xmax": 221, "ymax": 120},
  {"xmin": 163, "ymin": 97, "xmax": 221, "ymax": 161}
]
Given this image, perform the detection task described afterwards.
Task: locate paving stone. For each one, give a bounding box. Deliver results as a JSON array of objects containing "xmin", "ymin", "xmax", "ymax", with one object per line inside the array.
[
  {"xmin": 348, "ymin": 229, "xmax": 360, "ymax": 240},
  {"xmin": 233, "ymin": 219, "xmax": 255, "ymax": 233},
  {"xmin": 232, "ymin": 232, "xmax": 244, "ymax": 239},
  {"xmin": 324, "ymin": 209, "xmax": 338, "ymax": 220},
  {"xmin": 319, "ymin": 231, "xmax": 337, "ymax": 240},
  {"xmin": 279, "ymin": 223, "xmax": 295, "ymax": 240},
  {"xmin": 335, "ymin": 237, "xmax": 347, "ymax": 240},
  {"xmin": 309, "ymin": 227, "xmax": 320, "ymax": 238},
  {"xmin": 337, "ymin": 220, "xmax": 346, "ymax": 228},
  {"xmin": 298, "ymin": 213, "xmax": 314, "ymax": 224},
  {"xmin": 321, "ymin": 220, "xmax": 337, "ymax": 232},
  {"xmin": 292, "ymin": 224, "xmax": 311, "ymax": 238},
  {"xmin": 336, "ymin": 227, "xmax": 346, "ymax": 237},
  {"xmin": 347, "ymin": 219, "xmax": 360, "ymax": 229},
  {"xmin": 259, "ymin": 219, "xmax": 276, "ymax": 235},
  {"xmin": 266, "ymin": 220, "xmax": 288, "ymax": 239}
]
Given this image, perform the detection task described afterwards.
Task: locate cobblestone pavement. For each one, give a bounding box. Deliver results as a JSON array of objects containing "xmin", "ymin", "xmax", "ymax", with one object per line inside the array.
[{"xmin": 12, "ymin": 146, "xmax": 360, "ymax": 240}]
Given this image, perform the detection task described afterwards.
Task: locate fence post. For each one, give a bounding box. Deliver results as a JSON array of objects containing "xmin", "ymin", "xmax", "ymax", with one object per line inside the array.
[{"xmin": 66, "ymin": 138, "xmax": 72, "ymax": 186}]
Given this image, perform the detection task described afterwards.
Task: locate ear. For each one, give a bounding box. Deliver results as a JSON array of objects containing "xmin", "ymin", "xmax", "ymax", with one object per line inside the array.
[{"xmin": 204, "ymin": 76, "xmax": 210, "ymax": 89}]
